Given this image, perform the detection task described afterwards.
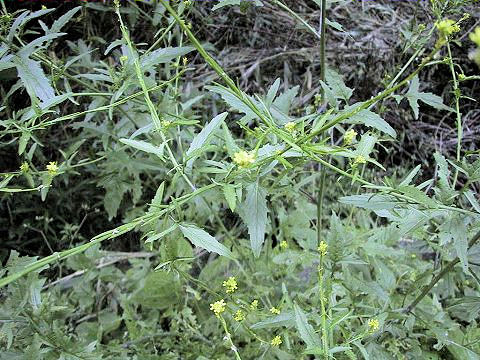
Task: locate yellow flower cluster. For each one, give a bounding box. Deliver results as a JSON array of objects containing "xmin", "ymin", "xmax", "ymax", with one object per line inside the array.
[
  {"xmin": 20, "ymin": 162, "xmax": 29, "ymax": 173},
  {"xmin": 279, "ymin": 240, "xmax": 288, "ymax": 250},
  {"xmin": 222, "ymin": 276, "xmax": 238, "ymax": 294},
  {"xmin": 46, "ymin": 161, "xmax": 58, "ymax": 175},
  {"xmin": 343, "ymin": 129, "xmax": 357, "ymax": 145},
  {"xmin": 270, "ymin": 307, "xmax": 281, "ymax": 315},
  {"xmin": 210, "ymin": 299, "xmax": 226, "ymax": 316},
  {"xmin": 284, "ymin": 122, "xmax": 296, "ymax": 133},
  {"xmin": 353, "ymin": 155, "xmax": 367, "ymax": 166},
  {"xmin": 271, "ymin": 335, "xmax": 282, "ymax": 346},
  {"xmin": 250, "ymin": 299, "xmax": 259, "ymax": 310},
  {"xmin": 233, "ymin": 309, "xmax": 245, "ymax": 322},
  {"xmin": 233, "ymin": 150, "xmax": 255, "ymax": 168},
  {"xmin": 368, "ymin": 318, "xmax": 380, "ymax": 332},
  {"xmin": 435, "ymin": 19, "xmax": 460, "ymax": 37},
  {"xmin": 318, "ymin": 241, "xmax": 328, "ymax": 256}
]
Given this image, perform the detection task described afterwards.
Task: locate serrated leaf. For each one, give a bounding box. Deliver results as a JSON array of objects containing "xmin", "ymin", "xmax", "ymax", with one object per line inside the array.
[
  {"xmin": 179, "ymin": 224, "xmax": 234, "ymax": 259},
  {"xmin": 325, "ymin": 68, "xmax": 353, "ymax": 101},
  {"xmin": 15, "ymin": 56, "xmax": 54, "ymax": 102},
  {"xmin": 50, "ymin": 6, "xmax": 82, "ymax": 33},
  {"xmin": 294, "ymin": 303, "xmax": 321, "ymax": 348},
  {"xmin": 405, "ymin": 76, "xmax": 453, "ymax": 119},
  {"xmin": 465, "ymin": 190, "xmax": 480, "ymax": 213},
  {"xmin": 348, "ymin": 109, "xmax": 396, "ymax": 137},
  {"xmin": 398, "ymin": 185, "xmax": 437, "ymax": 208},
  {"xmin": 239, "ymin": 182, "xmax": 268, "ymax": 257}
]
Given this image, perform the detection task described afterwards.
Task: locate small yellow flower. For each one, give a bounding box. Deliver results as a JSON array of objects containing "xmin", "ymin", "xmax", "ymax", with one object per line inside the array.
[
  {"xmin": 317, "ymin": 241, "xmax": 328, "ymax": 256},
  {"xmin": 458, "ymin": 73, "xmax": 466, "ymax": 81},
  {"xmin": 284, "ymin": 122, "xmax": 296, "ymax": 133},
  {"xmin": 343, "ymin": 129, "xmax": 357, "ymax": 145},
  {"xmin": 270, "ymin": 307, "xmax": 281, "ymax": 315},
  {"xmin": 435, "ymin": 19, "xmax": 460, "ymax": 37},
  {"xmin": 46, "ymin": 161, "xmax": 58, "ymax": 175},
  {"xmin": 210, "ymin": 299, "xmax": 226, "ymax": 316},
  {"xmin": 222, "ymin": 276, "xmax": 238, "ymax": 294},
  {"xmin": 20, "ymin": 162, "xmax": 29, "ymax": 173},
  {"xmin": 41, "ymin": 5, "xmax": 47, "ymax": 10},
  {"xmin": 469, "ymin": 27, "xmax": 480, "ymax": 47},
  {"xmin": 233, "ymin": 309, "xmax": 245, "ymax": 322},
  {"xmin": 368, "ymin": 318, "xmax": 380, "ymax": 332},
  {"xmin": 279, "ymin": 240, "xmax": 288, "ymax": 250},
  {"xmin": 161, "ymin": 120, "xmax": 172, "ymax": 128},
  {"xmin": 233, "ymin": 150, "xmax": 255, "ymax": 168},
  {"xmin": 271, "ymin": 335, "xmax": 282, "ymax": 346},
  {"xmin": 119, "ymin": 55, "xmax": 128, "ymax": 64},
  {"xmin": 182, "ymin": 57, "xmax": 188, "ymax": 66},
  {"xmin": 250, "ymin": 299, "xmax": 259, "ymax": 310},
  {"xmin": 353, "ymin": 155, "xmax": 367, "ymax": 166}
]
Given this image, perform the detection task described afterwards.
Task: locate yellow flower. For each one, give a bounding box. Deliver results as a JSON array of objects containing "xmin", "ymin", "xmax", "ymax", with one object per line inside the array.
[
  {"xmin": 271, "ymin": 335, "xmax": 282, "ymax": 346},
  {"xmin": 317, "ymin": 241, "xmax": 328, "ymax": 256},
  {"xmin": 284, "ymin": 122, "xmax": 296, "ymax": 133},
  {"xmin": 435, "ymin": 19, "xmax": 460, "ymax": 37},
  {"xmin": 233, "ymin": 150, "xmax": 255, "ymax": 168},
  {"xmin": 182, "ymin": 57, "xmax": 188, "ymax": 66},
  {"xmin": 469, "ymin": 27, "xmax": 480, "ymax": 47},
  {"xmin": 41, "ymin": 5, "xmax": 47, "ymax": 10},
  {"xmin": 233, "ymin": 309, "xmax": 245, "ymax": 322},
  {"xmin": 222, "ymin": 276, "xmax": 238, "ymax": 294},
  {"xmin": 279, "ymin": 240, "xmax": 288, "ymax": 250},
  {"xmin": 46, "ymin": 161, "xmax": 58, "ymax": 175},
  {"xmin": 270, "ymin": 307, "xmax": 281, "ymax": 315},
  {"xmin": 210, "ymin": 299, "xmax": 226, "ymax": 316},
  {"xmin": 343, "ymin": 129, "xmax": 357, "ymax": 145},
  {"xmin": 20, "ymin": 162, "xmax": 29, "ymax": 173},
  {"xmin": 353, "ymin": 155, "xmax": 367, "ymax": 166},
  {"xmin": 368, "ymin": 318, "xmax": 380, "ymax": 332},
  {"xmin": 250, "ymin": 299, "xmax": 259, "ymax": 310},
  {"xmin": 161, "ymin": 120, "xmax": 172, "ymax": 128}
]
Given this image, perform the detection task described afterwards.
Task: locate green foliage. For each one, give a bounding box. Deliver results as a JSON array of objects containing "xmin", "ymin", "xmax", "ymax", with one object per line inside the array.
[{"xmin": 1, "ymin": 0, "xmax": 479, "ymax": 359}]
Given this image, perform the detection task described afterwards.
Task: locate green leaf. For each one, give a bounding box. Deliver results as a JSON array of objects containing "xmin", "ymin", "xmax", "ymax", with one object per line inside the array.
[
  {"xmin": 212, "ymin": 0, "xmax": 241, "ymax": 10},
  {"xmin": 339, "ymin": 194, "xmax": 397, "ymax": 210},
  {"xmin": 140, "ymin": 46, "xmax": 194, "ymax": 68},
  {"xmin": 186, "ymin": 112, "xmax": 227, "ymax": 170},
  {"xmin": 15, "ymin": 55, "xmax": 54, "ymax": 102},
  {"xmin": 250, "ymin": 312, "xmax": 294, "ymax": 329},
  {"xmin": 223, "ymin": 184, "xmax": 237, "ymax": 212},
  {"xmin": 294, "ymin": 303, "xmax": 321, "ymax": 348},
  {"xmin": 400, "ymin": 165, "xmax": 421, "ymax": 186},
  {"xmin": 405, "ymin": 76, "xmax": 453, "ymax": 119},
  {"xmin": 450, "ymin": 216, "xmax": 468, "ymax": 273},
  {"xmin": 239, "ymin": 182, "xmax": 268, "ymax": 257},
  {"xmin": 325, "ymin": 68, "xmax": 353, "ymax": 102},
  {"xmin": 148, "ymin": 182, "xmax": 165, "ymax": 212},
  {"xmin": 465, "ymin": 190, "xmax": 480, "ymax": 213},
  {"xmin": 398, "ymin": 185, "xmax": 437, "ymax": 208},
  {"xmin": 120, "ymin": 138, "xmax": 165, "ymax": 158},
  {"xmin": 179, "ymin": 224, "xmax": 234, "ymax": 259},
  {"xmin": 348, "ymin": 109, "xmax": 396, "ymax": 137}
]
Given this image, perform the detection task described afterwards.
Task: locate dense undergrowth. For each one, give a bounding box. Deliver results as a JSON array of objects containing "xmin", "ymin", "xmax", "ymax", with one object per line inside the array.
[{"xmin": 1, "ymin": 0, "xmax": 480, "ymax": 359}]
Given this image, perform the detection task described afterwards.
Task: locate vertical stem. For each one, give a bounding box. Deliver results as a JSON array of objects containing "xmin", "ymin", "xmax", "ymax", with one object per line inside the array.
[
  {"xmin": 317, "ymin": 0, "xmax": 327, "ymax": 244},
  {"xmin": 318, "ymin": 255, "xmax": 329, "ymax": 358},
  {"xmin": 446, "ymin": 41, "xmax": 462, "ymax": 187}
]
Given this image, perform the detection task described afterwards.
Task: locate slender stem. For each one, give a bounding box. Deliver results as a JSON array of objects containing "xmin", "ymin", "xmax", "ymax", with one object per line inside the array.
[
  {"xmin": 405, "ymin": 230, "xmax": 480, "ymax": 313},
  {"xmin": 318, "ymin": 255, "xmax": 329, "ymax": 358},
  {"xmin": 446, "ymin": 40, "xmax": 462, "ymax": 187}
]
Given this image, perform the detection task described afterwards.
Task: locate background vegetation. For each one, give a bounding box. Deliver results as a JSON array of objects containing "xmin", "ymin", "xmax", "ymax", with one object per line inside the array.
[{"xmin": 1, "ymin": 0, "xmax": 480, "ymax": 358}]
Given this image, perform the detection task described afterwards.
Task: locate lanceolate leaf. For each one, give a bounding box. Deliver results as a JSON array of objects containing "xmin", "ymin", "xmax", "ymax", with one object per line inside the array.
[
  {"xmin": 450, "ymin": 216, "xmax": 469, "ymax": 273},
  {"xmin": 348, "ymin": 109, "xmax": 396, "ymax": 138},
  {"xmin": 294, "ymin": 303, "xmax": 321, "ymax": 348},
  {"xmin": 239, "ymin": 182, "xmax": 268, "ymax": 257},
  {"xmin": 186, "ymin": 112, "xmax": 227, "ymax": 171},
  {"xmin": 179, "ymin": 224, "xmax": 234, "ymax": 260}
]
